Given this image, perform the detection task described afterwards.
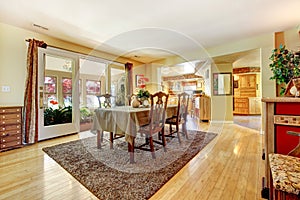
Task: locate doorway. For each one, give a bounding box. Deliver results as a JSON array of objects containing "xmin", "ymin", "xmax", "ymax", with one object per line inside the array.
[{"xmin": 38, "ymin": 48, "xmax": 79, "ymax": 140}]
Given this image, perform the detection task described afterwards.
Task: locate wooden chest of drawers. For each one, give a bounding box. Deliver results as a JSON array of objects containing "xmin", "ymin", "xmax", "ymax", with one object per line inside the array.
[{"xmin": 0, "ymin": 106, "xmax": 22, "ymax": 151}]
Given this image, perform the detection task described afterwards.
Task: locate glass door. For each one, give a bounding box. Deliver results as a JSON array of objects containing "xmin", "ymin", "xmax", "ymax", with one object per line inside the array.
[{"xmin": 38, "ymin": 48, "xmax": 79, "ymax": 140}]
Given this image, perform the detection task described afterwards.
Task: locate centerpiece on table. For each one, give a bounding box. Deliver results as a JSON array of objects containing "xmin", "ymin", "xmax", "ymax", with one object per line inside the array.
[
  {"xmin": 269, "ymin": 45, "xmax": 300, "ymax": 97},
  {"xmin": 137, "ymin": 88, "xmax": 150, "ymax": 107}
]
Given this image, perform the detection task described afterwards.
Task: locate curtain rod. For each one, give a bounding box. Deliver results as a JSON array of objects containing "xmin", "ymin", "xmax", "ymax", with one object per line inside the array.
[{"xmin": 25, "ymin": 39, "xmax": 125, "ymax": 65}]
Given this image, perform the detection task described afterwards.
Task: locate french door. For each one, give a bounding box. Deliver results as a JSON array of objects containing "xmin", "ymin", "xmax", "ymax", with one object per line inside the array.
[{"xmin": 38, "ymin": 48, "xmax": 79, "ymax": 140}]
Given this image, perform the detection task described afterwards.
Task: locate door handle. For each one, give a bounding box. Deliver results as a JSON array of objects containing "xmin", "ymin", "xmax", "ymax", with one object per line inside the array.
[{"xmin": 39, "ymin": 92, "xmax": 44, "ymax": 109}]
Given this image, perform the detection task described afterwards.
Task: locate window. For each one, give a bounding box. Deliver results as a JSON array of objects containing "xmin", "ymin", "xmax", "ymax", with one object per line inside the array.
[
  {"xmin": 86, "ymin": 80, "xmax": 101, "ymax": 108},
  {"xmin": 62, "ymin": 77, "xmax": 72, "ymax": 107},
  {"xmin": 44, "ymin": 76, "xmax": 58, "ymax": 109}
]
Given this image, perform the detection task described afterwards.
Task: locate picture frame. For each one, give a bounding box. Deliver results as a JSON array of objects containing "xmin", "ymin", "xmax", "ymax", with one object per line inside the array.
[
  {"xmin": 136, "ymin": 74, "xmax": 145, "ymax": 88},
  {"xmin": 213, "ymin": 72, "xmax": 232, "ymax": 96}
]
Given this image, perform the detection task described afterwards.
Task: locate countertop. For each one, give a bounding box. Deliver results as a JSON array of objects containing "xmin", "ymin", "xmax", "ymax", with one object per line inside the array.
[
  {"xmin": 262, "ymin": 97, "xmax": 300, "ymax": 103},
  {"xmin": 269, "ymin": 153, "xmax": 300, "ymax": 195}
]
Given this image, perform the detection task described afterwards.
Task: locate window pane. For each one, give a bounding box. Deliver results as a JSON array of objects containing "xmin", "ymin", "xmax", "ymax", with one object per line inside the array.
[
  {"xmin": 63, "ymin": 94, "xmax": 72, "ymax": 107},
  {"xmin": 45, "ymin": 94, "xmax": 58, "ymax": 109},
  {"xmin": 62, "ymin": 78, "xmax": 72, "ymax": 93},
  {"xmin": 44, "ymin": 76, "xmax": 56, "ymax": 93},
  {"xmin": 86, "ymin": 95, "xmax": 98, "ymax": 108},
  {"xmin": 86, "ymin": 80, "xmax": 100, "ymax": 94}
]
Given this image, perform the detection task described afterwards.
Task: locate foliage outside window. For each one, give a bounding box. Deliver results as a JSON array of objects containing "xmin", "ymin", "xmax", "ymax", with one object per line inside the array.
[
  {"xmin": 62, "ymin": 77, "xmax": 72, "ymax": 107},
  {"xmin": 86, "ymin": 80, "xmax": 101, "ymax": 108},
  {"xmin": 44, "ymin": 76, "xmax": 58, "ymax": 109}
]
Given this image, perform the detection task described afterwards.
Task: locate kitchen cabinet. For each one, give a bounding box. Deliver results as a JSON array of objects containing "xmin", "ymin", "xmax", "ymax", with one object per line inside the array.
[
  {"xmin": 239, "ymin": 74, "xmax": 256, "ymax": 97},
  {"xmin": 248, "ymin": 97, "xmax": 261, "ymax": 114}
]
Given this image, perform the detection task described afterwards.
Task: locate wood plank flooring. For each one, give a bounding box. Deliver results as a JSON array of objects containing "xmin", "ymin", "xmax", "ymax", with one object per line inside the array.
[{"xmin": 0, "ymin": 118, "xmax": 264, "ymax": 200}]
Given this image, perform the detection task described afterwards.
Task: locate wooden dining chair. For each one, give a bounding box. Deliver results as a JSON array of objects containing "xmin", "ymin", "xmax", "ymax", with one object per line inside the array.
[
  {"xmin": 96, "ymin": 94, "xmax": 124, "ymax": 149},
  {"xmin": 97, "ymin": 93, "xmax": 114, "ymax": 108},
  {"xmin": 136, "ymin": 91, "xmax": 169, "ymax": 159},
  {"xmin": 165, "ymin": 92, "xmax": 189, "ymax": 143}
]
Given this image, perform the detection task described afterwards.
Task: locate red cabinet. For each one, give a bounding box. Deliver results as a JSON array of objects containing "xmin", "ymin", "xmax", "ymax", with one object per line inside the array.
[
  {"xmin": 261, "ymin": 97, "xmax": 300, "ymax": 200},
  {"xmin": 275, "ymin": 125, "xmax": 300, "ymax": 155}
]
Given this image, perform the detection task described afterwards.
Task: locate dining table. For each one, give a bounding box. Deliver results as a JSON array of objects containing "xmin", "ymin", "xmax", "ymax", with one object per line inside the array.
[{"xmin": 91, "ymin": 105, "xmax": 177, "ymax": 163}]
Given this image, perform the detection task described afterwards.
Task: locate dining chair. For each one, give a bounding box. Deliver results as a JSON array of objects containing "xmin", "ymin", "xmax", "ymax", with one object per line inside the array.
[
  {"xmin": 96, "ymin": 94, "xmax": 124, "ymax": 149},
  {"xmin": 165, "ymin": 92, "xmax": 189, "ymax": 143},
  {"xmin": 136, "ymin": 91, "xmax": 169, "ymax": 159},
  {"xmin": 97, "ymin": 93, "xmax": 114, "ymax": 108}
]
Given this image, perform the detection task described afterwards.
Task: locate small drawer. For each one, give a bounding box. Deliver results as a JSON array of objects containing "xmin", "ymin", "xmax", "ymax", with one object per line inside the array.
[
  {"xmin": 0, "ymin": 140, "xmax": 22, "ymax": 149},
  {"xmin": 0, "ymin": 107, "xmax": 21, "ymax": 114},
  {"xmin": 1, "ymin": 130, "xmax": 21, "ymax": 137},
  {"xmin": 1, "ymin": 134, "xmax": 21, "ymax": 143},
  {"xmin": 274, "ymin": 115, "xmax": 300, "ymax": 126},
  {"xmin": 0, "ymin": 124, "xmax": 21, "ymax": 131},
  {"xmin": 0, "ymin": 113, "xmax": 21, "ymax": 120},
  {"xmin": 275, "ymin": 102, "xmax": 300, "ymax": 115},
  {"xmin": 234, "ymin": 98, "xmax": 244, "ymax": 102},
  {"xmin": 0, "ymin": 117, "xmax": 21, "ymax": 125}
]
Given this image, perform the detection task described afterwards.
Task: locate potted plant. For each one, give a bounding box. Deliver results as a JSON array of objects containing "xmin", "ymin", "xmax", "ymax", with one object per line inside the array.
[
  {"xmin": 137, "ymin": 89, "xmax": 150, "ymax": 107},
  {"xmin": 269, "ymin": 45, "xmax": 300, "ymax": 95}
]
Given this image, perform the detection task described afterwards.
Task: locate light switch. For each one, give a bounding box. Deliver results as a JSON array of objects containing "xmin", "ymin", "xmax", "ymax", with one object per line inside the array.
[{"xmin": 2, "ymin": 86, "xmax": 10, "ymax": 92}]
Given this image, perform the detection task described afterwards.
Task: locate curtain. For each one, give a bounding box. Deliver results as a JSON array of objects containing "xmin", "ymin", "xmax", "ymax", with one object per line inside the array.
[
  {"xmin": 23, "ymin": 39, "xmax": 47, "ymax": 144},
  {"xmin": 125, "ymin": 62, "xmax": 133, "ymax": 105}
]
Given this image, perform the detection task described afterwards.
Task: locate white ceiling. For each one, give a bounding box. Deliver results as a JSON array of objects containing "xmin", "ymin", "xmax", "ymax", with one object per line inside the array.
[{"xmin": 0, "ymin": 0, "xmax": 300, "ymax": 63}]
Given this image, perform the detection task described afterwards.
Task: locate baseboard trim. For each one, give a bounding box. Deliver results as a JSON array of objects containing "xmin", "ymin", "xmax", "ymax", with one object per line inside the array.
[{"xmin": 210, "ymin": 120, "xmax": 234, "ymax": 124}]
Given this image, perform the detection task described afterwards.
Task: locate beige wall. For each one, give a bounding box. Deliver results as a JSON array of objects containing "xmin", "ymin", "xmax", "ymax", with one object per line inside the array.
[
  {"xmin": 154, "ymin": 27, "xmax": 300, "ymax": 121},
  {"xmin": 0, "ymin": 22, "xmax": 141, "ymax": 105},
  {"xmin": 1, "ymin": 20, "xmax": 299, "ymax": 122},
  {"xmin": 210, "ymin": 63, "xmax": 233, "ymax": 122}
]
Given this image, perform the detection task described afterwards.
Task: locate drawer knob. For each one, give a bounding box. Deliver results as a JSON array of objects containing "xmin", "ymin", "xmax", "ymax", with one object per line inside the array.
[
  {"xmin": 17, "ymin": 115, "xmax": 19, "ymax": 117},
  {"xmin": 17, "ymin": 137, "xmax": 20, "ymax": 139},
  {"xmin": 17, "ymin": 131, "xmax": 20, "ymax": 133},
  {"xmin": 2, "ymin": 110, "xmax": 5, "ymax": 113},
  {"xmin": 2, "ymin": 122, "xmax": 5, "ymax": 124},
  {"xmin": 17, "ymin": 142, "xmax": 20, "ymax": 144},
  {"xmin": 17, "ymin": 120, "xmax": 20, "ymax": 122},
  {"xmin": 17, "ymin": 126, "xmax": 19, "ymax": 128},
  {"xmin": 3, "ymin": 144, "xmax": 5, "ymax": 147},
  {"xmin": 2, "ymin": 139, "xmax": 5, "ymax": 142},
  {"xmin": 2, "ymin": 128, "xmax": 5, "ymax": 130},
  {"xmin": 2, "ymin": 116, "xmax": 5, "ymax": 119},
  {"xmin": 17, "ymin": 109, "xmax": 19, "ymax": 111}
]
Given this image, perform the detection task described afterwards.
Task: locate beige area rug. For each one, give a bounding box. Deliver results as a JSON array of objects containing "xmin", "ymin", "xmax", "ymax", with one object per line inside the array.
[{"xmin": 43, "ymin": 130, "xmax": 217, "ymax": 200}]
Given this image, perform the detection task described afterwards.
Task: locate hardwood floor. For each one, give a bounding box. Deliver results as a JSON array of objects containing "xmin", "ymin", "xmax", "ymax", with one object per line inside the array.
[{"xmin": 0, "ymin": 118, "xmax": 264, "ymax": 200}]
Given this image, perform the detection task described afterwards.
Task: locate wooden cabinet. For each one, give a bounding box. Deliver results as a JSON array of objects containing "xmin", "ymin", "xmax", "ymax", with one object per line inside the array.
[
  {"xmin": 248, "ymin": 97, "xmax": 261, "ymax": 114},
  {"xmin": 0, "ymin": 106, "xmax": 22, "ymax": 151},
  {"xmin": 261, "ymin": 98, "xmax": 300, "ymax": 199},
  {"xmin": 233, "ymin": 97, "xmax": 249, "ymax": 114},
  {"xmin": 239, "ymin": 74, "xmax": 256, "ymax": 88},
  {"xmin": 194, "ymin": 95, "xmax": 210, "ymax": 121},
  {"xmin": 234, "ymin": 97, "xmax": 261, "ymax": 115},
  {"xmin": 239, "ymin": 74, "xmax": 256, "ymax": 97}
]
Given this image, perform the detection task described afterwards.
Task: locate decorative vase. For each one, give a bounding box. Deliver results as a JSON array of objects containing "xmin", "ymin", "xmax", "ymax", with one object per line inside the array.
[
  {"xmin": 142, "ymin": 98, "xmax": 150, "ymax": 107},
  {"xmin": 131, "ymin": 95, "xmax": 140, "ymax": 108},
  {"xmin": 292, "ymin": 77, "xmax": 300, "ymax": 97}
]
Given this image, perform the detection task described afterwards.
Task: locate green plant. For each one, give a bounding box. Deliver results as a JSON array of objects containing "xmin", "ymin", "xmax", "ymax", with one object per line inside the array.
[
  {"xmin": 269, "ymin": 45, "xmax": 300, "ymax": 95},
  {"xmin": 80, "ymin": 107, "xmax": 92, "ymax": 123},
  {"xmin": 137, "ymin": 89, "xmax": 150, "ymax": 99},
  {"xmin": 44, "ymin": 106, "xmax": 72, "ymax": 126}
]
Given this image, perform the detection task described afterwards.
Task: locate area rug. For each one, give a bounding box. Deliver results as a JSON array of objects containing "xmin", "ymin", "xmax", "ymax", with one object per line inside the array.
[{"xmin": 43, "ymin": 130, "xmax": 217, "ymax": 200}]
